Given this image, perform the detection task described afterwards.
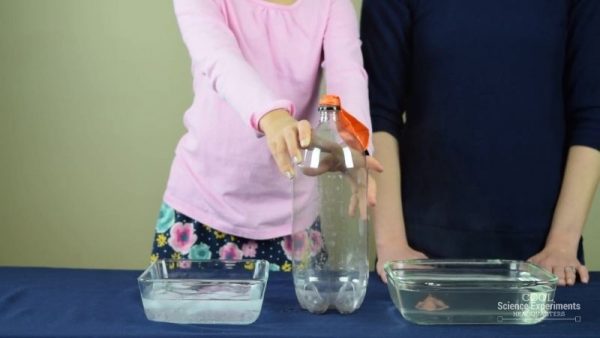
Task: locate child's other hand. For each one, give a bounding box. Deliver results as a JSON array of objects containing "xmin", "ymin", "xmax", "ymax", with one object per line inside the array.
[
  {"xmin": 528, "ymin": 243, "xmax": 589, "ymax": 286},
  {"xmin": 259, "ymin": 109, "xmax": 311, "ymax": 179}
]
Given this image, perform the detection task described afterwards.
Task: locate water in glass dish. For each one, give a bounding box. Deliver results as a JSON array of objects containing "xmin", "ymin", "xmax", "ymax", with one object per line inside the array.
[
  {"xmin": 141, "ymin": 281, "xmax": 264, "ymax": 324},
  {"xmin": 393, "ymin": 276, "xmax": 554, "ymax": 325}
]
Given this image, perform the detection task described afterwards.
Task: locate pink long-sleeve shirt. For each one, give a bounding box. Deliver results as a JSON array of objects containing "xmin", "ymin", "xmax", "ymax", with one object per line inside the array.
[{"xmin": 164, "ymin": 0, "xmax": 372, "ymax": 239}]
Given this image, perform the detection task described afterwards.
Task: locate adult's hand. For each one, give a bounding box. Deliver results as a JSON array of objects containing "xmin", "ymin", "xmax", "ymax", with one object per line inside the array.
[
  {"xmin": 528, "ymin": 242, "xmax": 589, "ymax": 286},
  {"xmin": 376, "ymin": 245, "xmax": 428, "ymax": 284},
  {"xmin": 299, "ymin": 136, "xmax": 383, "ymax": 218}
]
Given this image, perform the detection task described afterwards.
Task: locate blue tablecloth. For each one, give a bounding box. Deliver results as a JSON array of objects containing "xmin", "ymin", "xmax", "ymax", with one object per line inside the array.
[{"xmin": 0, "ymin": 267, "xmax": 598, "ymax": 337}]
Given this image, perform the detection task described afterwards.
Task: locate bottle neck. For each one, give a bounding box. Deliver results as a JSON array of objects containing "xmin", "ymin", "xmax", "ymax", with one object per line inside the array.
[{"xmin": 319, "ymin": 106, "xmax": 339, "ymax": 123}]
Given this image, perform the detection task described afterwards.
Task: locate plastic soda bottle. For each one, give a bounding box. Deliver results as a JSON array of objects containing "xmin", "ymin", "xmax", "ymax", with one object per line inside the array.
[{"xmin": 291, "ymin": 95, "xmax": 369, "ymax": 314}]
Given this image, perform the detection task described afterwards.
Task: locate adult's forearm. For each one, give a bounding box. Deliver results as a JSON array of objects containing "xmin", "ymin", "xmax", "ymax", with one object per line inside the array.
[
  {"xmin": 372, "ymin": 132, "xmax": 410, "ymax": 249},
  {"xmin": 546, "ymin": 145, "xmax": 600, "ymax": 249}
]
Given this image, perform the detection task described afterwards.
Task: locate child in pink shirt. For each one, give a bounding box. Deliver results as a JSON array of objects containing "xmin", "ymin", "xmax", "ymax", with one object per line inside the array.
[{"xmin": 151, "ymin": 0, "xmax": 379, "ymax": 272}]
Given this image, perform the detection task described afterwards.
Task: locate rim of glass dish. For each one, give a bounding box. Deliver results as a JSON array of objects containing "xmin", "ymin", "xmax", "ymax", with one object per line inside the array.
[
  {"xmin": 383, "ymin": 259, "xmax": 558, "ymax": 288},
  {"xmin": 137, "ymin": 259, "xmax": 270, "ymax": 283}
]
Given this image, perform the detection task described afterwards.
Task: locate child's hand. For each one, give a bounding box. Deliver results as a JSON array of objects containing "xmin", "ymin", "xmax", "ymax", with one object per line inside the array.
[
  {"xmin": 528, "ymin": 242, "xmax": 589, "ymax": 286},
  {"xmin": 259, "ymin": 109, "xmax": 311, "ymax": 179}
]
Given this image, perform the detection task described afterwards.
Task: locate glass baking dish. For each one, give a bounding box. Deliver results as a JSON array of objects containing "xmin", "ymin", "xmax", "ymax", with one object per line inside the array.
[
  {"xmin": 138, "ymin": 259, "xmax": 269, "ymax": 324},
  {"xmin": 384, "ymin": 259, "xmax": 558, "ymax": 325}
]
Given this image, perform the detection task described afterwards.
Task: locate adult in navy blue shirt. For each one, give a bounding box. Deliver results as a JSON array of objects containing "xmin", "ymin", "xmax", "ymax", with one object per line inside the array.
[{"xmin": 362, "ymin": 0, "xmax": 600, "ymax": 286}]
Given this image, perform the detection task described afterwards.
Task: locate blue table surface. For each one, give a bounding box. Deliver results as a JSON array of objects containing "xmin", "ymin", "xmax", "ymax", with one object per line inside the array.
[{"xmin": 0, "ymin": 267, "xmax": 598, "ymax": 337}]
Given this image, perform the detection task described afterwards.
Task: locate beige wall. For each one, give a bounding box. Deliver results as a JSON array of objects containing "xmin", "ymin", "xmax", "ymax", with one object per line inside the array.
[{"xmin": 0, "ymin": 0, "xmax": 598, "ymax": 270}]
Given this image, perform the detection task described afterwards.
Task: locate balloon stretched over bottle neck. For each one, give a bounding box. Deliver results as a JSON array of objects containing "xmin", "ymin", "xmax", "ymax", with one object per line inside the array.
[{"xmin": 318, "ymin": 95, "xmax": 369, "ymax": 152}]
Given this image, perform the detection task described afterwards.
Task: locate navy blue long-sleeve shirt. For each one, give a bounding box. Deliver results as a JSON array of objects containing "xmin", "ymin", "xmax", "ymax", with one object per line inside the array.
[{"xmin": 361, "ymin": 0, "xmax": 600, "ymax": 260}]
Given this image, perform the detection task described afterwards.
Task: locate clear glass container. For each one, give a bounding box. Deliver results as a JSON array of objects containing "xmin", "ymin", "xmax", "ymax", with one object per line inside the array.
[
  {"xmin": 138, "ymin": 259, "xmax": 269, "ymax": 324},
  {"xmin": 385, "ymin": 259, "xmax": 558, "ymax": 325},
  {"xmin": 291, "ymin": 96, "xmax": 369, "ymax": 314}
]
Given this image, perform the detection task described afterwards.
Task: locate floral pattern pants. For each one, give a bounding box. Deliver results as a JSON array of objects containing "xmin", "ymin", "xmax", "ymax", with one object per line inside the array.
[{"xmin": 150, "ymin": 202, "xmax": 324, "ymax": 272}]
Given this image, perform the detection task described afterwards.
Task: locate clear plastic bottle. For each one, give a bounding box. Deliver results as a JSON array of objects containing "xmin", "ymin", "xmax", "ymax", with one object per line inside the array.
[{"xmin": 291, "ymin": 95, "xmax": 369, "ymax": 314}]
